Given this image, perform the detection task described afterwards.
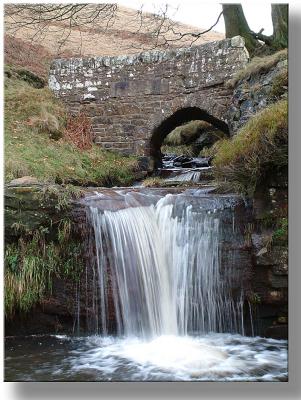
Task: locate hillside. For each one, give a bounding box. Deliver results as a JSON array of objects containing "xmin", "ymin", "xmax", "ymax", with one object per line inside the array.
[{"xmin": 5, "ymin": 4, "xmax": 223, "ymax": 77}]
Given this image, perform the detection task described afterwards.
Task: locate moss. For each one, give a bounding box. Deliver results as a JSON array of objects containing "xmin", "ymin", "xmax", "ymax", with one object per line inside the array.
[
  {"xmin": 164, "ymin": 120, "xmax": 211, "ymax": 146},
  {"xmin": 226, "ymin": 49, "xmax": 287, "ymax": 88},
  {"xmin": 40, "ymin": 184, "xmax": 84, "ymax": 211},
  {"xmin": 5, "ymin": 74, "xmax": 139, "ymax": 186},
  {"xmin": 212, "ymin": 99, "xmax": 288, "ymax": 196},
  {"xmin": 247, "ymin": 292, "xmax": 261, "ymax": 305},
  {"xmin": 272, "ymin": 217, "xmax": 288, "ymax": 245}
]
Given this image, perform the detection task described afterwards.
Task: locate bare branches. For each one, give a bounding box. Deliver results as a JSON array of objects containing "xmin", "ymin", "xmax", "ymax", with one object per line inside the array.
[
  {"xmin": 5, "ymin": 3, "xmax": 224, "ymax": 57},
  {"xmin": 5, "ymin": 4, "xmax": 118, "ymax": 56},
  {"xmin": 160, "ymin": 11, "xmax": 224, "ymax": 46}
]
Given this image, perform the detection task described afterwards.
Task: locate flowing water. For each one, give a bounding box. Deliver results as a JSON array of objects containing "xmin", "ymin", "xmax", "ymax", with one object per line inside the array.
[
  {"xmin": 5, "ymin": 187, "xmax": 288, "ymax": 381},
  {"xmin": 165, "ymin": 168, "xmax": 206, "ymax": 182}
]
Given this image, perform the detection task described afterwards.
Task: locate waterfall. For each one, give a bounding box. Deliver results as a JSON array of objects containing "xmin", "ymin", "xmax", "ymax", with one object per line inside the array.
[
  {"xmin": 86, "ymin": 190, "xmax": 246, "ymax": 338},
  {"xmin": 166, "ymin": 170, "xmax": 202, "ymax": 183}
]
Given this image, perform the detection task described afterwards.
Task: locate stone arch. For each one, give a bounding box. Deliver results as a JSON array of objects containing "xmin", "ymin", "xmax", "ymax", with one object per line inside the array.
[{"xmin": 149, "ymin": 107, "xmax": 229, "ymax": 167}]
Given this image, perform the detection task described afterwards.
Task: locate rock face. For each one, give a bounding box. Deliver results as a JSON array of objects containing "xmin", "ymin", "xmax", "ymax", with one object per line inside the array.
[
  {"xmin": 228, "ymin": 58, "xmax": 287, "ymax": 133},
  {"xmin": 49, "ymin": 37, "xmax": 248, "ymax": 159},
  {"xmin": 249, "ymin": 178, "xmax": 288, "ymax": 339}
]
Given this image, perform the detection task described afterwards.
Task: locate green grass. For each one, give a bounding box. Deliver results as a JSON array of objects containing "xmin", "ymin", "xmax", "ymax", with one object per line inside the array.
[
  {"xmin": 226, "ymin": 49, "xmax": 287, "ymax": 88},
  {"xmin": 212, "ymin": 99, "xmax": 288, "ymax": 196},
  {"xmin": 5, "ymin": 75, "xmax": 139, "ymax": 186}
]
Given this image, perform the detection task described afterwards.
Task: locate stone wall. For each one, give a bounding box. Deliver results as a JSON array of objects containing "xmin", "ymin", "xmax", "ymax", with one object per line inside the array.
[{"xmin": 49, "ymin": 36, "xmax": 249, "ymax": 158}]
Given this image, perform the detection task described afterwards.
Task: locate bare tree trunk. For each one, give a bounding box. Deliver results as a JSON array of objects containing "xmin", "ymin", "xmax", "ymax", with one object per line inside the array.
[
  {"xmin": 222, "ymin": 4, "xmax": 259, "ymax": 55},
  {"xmin": 271, "ymin": 4, "xmax": 288, "ymax": 50}
]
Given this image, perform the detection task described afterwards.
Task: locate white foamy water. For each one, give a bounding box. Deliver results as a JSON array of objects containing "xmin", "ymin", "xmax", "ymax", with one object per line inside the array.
[
  {"xmin": 5, "ymin": 333, "xmax": 287, "ymax": 381},
  {"xmin": 64, "ymin": 333, "xmax": 287, "ymax": 381}
]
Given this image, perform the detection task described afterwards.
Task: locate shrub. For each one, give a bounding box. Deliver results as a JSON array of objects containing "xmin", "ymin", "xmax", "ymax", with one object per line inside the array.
[
  {"xmin": 64, "ymin": 111, "xmax": 93, "ymax": 150},
  {"xmin": 212, "ymin": 99, "xmax": 288, "ymax": 196}
]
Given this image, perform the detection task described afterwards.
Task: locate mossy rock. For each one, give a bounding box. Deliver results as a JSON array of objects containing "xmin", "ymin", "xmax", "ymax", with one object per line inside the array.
[{"xmin": 4, "ymin": 184, "xmax": 76, "ymax": 239}]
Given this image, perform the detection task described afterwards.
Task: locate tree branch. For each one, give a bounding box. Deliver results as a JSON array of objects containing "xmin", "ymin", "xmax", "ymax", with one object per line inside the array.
[{"xmin": 250, "ymin": 29, "xmax": 273, "ymax": 46}]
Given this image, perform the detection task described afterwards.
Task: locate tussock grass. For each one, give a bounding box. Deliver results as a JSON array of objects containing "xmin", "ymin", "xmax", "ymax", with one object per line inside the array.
[
  {"xmin": 164, "ymin": 120, "xmax": 211, "ymax": 146},
  {"xmin": 226, "ymin": 49, "xmax": 287, "ymax": 88},
  {"xmin": 5, "ymin": 226, "xmax": 84, "ymax": 317},
  {"xmin": 30, "ymin": 109, "xmax": 63, "ymax": 140},
  {"xmin": 269, "ymin": 68, "xmax": 288, "ymax": 99},
  {"xmin": 5, "ymin": 75, "xmax": 139, "ymax": 186},
  {"xmin": 212, "ymin": 99, "xmax": 288, "ymax": 196},
  {"xmin": 5, "ymin": 235, "xmax": 57, "ymax": 317}
]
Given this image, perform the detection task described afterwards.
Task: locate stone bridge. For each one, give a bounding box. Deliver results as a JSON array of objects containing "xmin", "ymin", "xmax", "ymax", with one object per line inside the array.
[{"xmin": 49, "ymin": 36, "xmax": 249, "ymax": 163}]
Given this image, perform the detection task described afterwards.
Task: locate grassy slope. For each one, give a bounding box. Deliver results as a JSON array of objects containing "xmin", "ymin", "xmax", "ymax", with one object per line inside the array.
[
  {"xmin": 212, "ymin": 99, "xmax": 288, "ymax": 195},
  {"xmin": 5, "ymin": 75, "xmax": 138, "ymax": 186}
]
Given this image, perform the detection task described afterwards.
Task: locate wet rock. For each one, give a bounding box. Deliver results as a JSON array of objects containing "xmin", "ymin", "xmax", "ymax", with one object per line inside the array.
[
  {"xmin": 265, "ymin": 324, "xmax": 288, "ymax": 340},
  {"xmin": 273, "ymin": 263, "xmax": 288, "ymax": 276},
  {"xmin": 181, "ymin": 157, "xmax": 210, "ymax": 168},
  {"xmin": 162, "ymin": 154, "xmax": 210, "ymax": 169},
  {"xmin": 255, "ymin": 246, "xmax": 288, "ymax": 267},
  {"xmin": 268, "ymin": 271, "xmax": 288, "ymax": 288}
]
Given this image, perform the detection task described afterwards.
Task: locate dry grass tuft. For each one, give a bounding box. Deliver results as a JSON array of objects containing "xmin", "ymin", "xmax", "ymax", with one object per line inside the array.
[
  {"xmin": 226, "ymin": 49, "xmax": 287, "ymax": 88},
  {"xmin": 29, "ymin": 109, "xmax": 63, "ymax": 140},
  {"xmin": 142, "ymin": 177, "xmax": 165, "ymax": 187}
]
